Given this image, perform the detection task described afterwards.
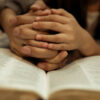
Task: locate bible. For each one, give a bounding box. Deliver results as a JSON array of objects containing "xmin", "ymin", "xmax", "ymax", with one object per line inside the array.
[{"xmin": 0, "ymin": 48, "xmax": 100, "ymax": 100}]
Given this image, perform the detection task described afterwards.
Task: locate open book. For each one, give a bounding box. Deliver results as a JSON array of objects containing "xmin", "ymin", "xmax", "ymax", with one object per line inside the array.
[{"xmin": 0, "ymin": 48, "xmax": 100, "ymax": 100}]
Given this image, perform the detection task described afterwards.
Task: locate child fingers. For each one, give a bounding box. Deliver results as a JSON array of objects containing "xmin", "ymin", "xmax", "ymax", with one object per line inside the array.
[
  {"xmin": 33, "ymin": 22, "xmax": 65, "ymax": 32},
  {"xmin": 51, "ymin": 9, "xmax": 73, "ymax": 18},
  {"xmin": 27, "ymin": 40, "xmax": 49, "ymax": 48},
  {"xmin": 46, "ymin": 51, "xmax": 68, "ymax": 64},
  {"xmin": 35, "ymin": 34, "xmax": 67, "ymax": 43},
  {"xmin": 35, "ymin": 15, "xmax": 68, "ymax": 24},
  {"xmin": 47, "ymin": 43, "xmax": 71, "ymax": 50}
]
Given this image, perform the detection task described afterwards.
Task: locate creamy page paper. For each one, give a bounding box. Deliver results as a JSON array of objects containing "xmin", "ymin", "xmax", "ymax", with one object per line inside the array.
[
  {"xmin": 47, "ymin": 56, "xmax": 100, "ymax": 95},
  {"xmin": 0, "ymin": 48, "xmax": 47, "ymax": 98}
]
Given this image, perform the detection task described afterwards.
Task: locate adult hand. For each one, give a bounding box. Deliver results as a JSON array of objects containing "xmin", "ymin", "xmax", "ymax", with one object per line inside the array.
[
  {"xmin": 0, "ymin": 8, "xmax": 58, "ymax": 59},
  {"xmin": 37, "ymin": 51, "xmax": 68, "ymax": 71},
  {"xmin": 13, "ymin": 23, "xmax": 58, "ymax": 59}
]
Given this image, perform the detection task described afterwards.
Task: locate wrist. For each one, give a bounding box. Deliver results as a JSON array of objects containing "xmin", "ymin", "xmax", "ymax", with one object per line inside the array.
[
  {"xmin": 78, "ymin": 29, "xmax": 100, "ymax": 56},
  {"xmin": 0, "ymin": 8, "xmax": 16, "ymax": 36}
]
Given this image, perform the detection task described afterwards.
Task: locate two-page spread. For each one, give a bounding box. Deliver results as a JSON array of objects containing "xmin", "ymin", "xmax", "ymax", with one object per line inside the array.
[{"xmin": 0, "ymin": 48, "xmax": 100, "ymax": 100}]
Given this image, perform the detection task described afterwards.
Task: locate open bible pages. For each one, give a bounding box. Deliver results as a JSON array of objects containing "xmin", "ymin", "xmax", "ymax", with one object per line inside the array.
[
  {"xmin": 0, "ymin": 48, "xmax": 47, "ymax": 99},
  {"xmin": 47, "ymin": 56, "xmax": 100, "ymax": 96}
]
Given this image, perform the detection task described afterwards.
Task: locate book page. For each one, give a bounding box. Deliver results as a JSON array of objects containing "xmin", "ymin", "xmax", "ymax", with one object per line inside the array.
[
  {"xmin": 47, "ymin": 56, "xmax": 100, "ymax": 95},
  {"xmin": 0, "ymin": 48, "xmax": 47, "ymax": 99},
  {"xmin": 77, "ymin": 56, "xmax": 100, "ymax": 86}
]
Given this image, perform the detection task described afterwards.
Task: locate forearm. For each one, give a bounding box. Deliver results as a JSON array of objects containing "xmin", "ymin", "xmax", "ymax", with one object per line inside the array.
[
  {"xmin": 0, "ymin": 8, "xmax": 16, "ymax": 36},
  {"xmin": 79, "ymin": 30, "xmax": 100, "ymax": 56}
]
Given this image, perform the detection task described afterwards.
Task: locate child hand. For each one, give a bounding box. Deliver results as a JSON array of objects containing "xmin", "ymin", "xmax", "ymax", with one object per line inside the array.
[{"xmin": 33, "ymin": 9, "xmax": 89, "ymax": 53}]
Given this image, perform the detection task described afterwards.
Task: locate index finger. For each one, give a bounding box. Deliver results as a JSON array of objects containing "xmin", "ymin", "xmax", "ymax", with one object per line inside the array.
[{"xmin": 35, "ymin": 34, "xmax": 67, "ymax": 43}]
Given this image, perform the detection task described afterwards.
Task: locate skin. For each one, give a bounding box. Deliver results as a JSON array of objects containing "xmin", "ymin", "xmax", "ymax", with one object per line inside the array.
[
  {"xmin": 0, "ymin": 0, "xmax": 68, "ymax": 71},
  {"xmin": 31, "ymin": 8, "xmax": 100, "ymax": 56}
]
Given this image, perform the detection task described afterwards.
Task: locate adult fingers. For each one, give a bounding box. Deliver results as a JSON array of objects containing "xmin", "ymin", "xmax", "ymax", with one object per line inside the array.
[
  {"xmin": 33, "ymin": 22, "xmax": 65, "ymax": 32},
  {"xmin": 13, "ymin": 24, "xmax": 33, "ymax": 37},
  {"xmin": 37, "ymin": 59, "xmax": 67, "ymax": 71},
  {"xmin": 16, "ymin": 15, "xmax": 36, "ymax": 25},
  {"xmin": 13, "ymin": 37, "xmax": 27, "ymax": 46},
  {"xmin": 21, "ymin": 46, "xmax": 58, "ymax": 59},
  {"xmin": 10, "ymin": 41, "xmax": 23, "ymax": 57},
  {"xmin": 13, "ymin": 27, "xmax": 49, "ymax": 39},
  {"xmin": 46, "ymin": 51, "xmax": 68, "ymax": 63}
]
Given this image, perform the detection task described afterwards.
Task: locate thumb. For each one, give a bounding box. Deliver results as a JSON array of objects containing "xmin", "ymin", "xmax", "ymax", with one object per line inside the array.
[{"xmin": 30, "ymin": 0, "xmax": 47, "ymax": 11}]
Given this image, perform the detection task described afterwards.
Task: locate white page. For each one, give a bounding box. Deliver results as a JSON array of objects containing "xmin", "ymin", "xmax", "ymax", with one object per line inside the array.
[
  {"xmin": 47, "ymin": 56, "xmax": 100, "ymax": 95},
  {"xmin": 77, "ymin": 56, "xmax": 100, "ymax": 86},
  {"xmin": 0, "ymin": 48, "xmax": 47, "ymax": 98}
]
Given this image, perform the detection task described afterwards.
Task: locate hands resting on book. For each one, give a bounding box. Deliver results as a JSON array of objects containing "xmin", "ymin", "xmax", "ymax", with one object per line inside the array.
[
  {"xmin": 1, "ymin": 0, "xmax": 100, "ymax": 71},
  {"xmin": 0, "ymin": 1, "xmax": 68, "ymax": 71}
]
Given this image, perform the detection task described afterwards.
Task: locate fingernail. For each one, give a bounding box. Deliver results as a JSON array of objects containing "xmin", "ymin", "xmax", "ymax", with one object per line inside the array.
[
  {"xmin": 13, "ymin": 29, "xmax": 20, "ymax": 36},
  {"xmin": 21, "ymin": 47, "xmax": 31, "ymax": 55},
  {"xmin": 33, "ymin": 22, "xmax": 38, "ymax": 28},
  {"xmin": 36, "ymin": 34, "xmax": 42, "ymax": 40}
]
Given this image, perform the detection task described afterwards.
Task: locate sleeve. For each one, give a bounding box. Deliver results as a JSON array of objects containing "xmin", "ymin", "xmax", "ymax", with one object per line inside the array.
[{"xmin": 3, "ymin": 0, "xmax": 36, "ymax": 14}]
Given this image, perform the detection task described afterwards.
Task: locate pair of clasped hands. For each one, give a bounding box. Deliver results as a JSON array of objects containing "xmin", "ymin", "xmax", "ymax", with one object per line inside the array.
[{"xmin": 1, "ymin": 0, "xmax": 88, "ymax": 71}]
